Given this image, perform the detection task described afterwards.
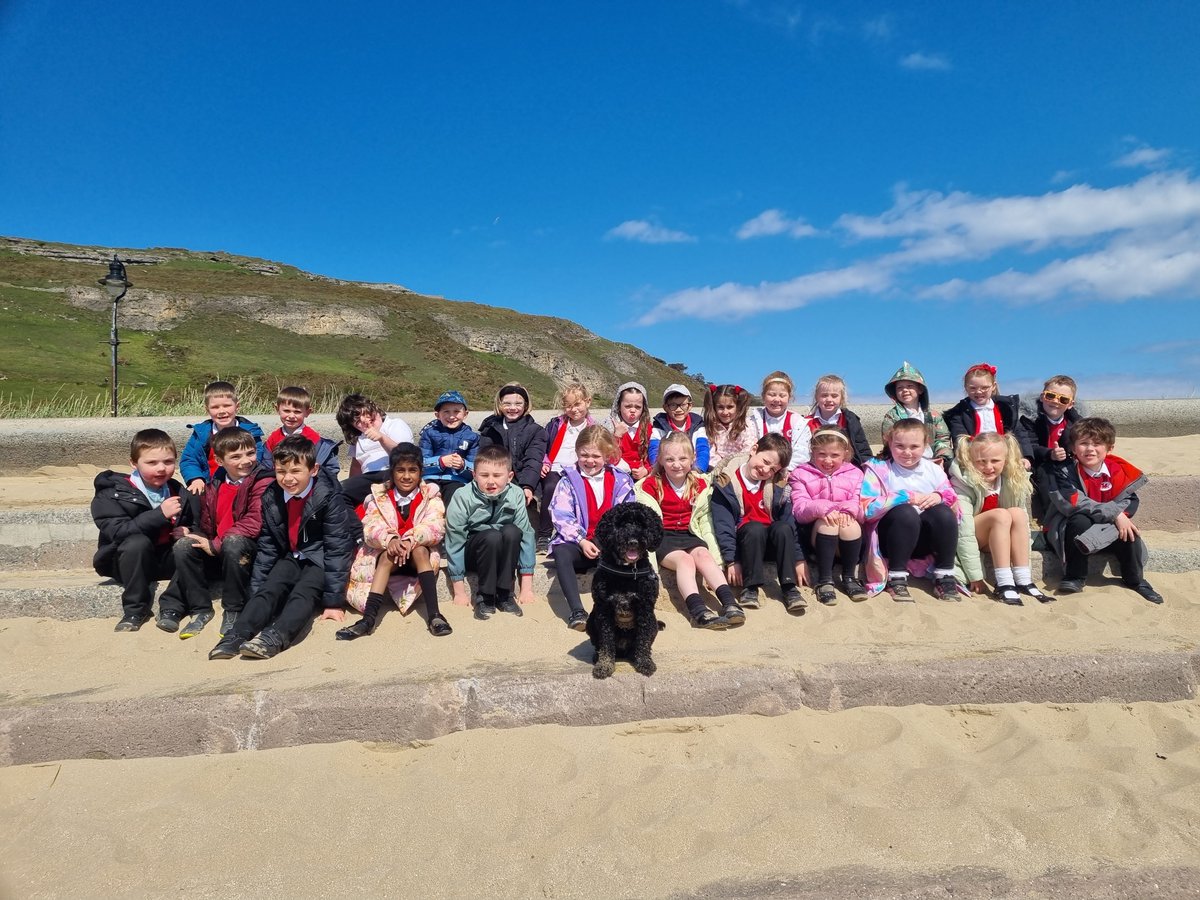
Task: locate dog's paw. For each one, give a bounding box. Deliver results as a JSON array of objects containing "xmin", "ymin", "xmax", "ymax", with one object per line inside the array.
[
  {"xmin": 633, "ymin": 657, "xmax": 656, "ymax": 677},
  {"xmin": 593, "ymin": 658, "xmax": 616, "ymax": 679}
]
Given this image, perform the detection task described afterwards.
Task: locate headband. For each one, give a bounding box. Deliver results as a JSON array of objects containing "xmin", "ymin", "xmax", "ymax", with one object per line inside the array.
[{"xmin": 966, "ymin": 363, "xmax": 997, "ymax": 377}]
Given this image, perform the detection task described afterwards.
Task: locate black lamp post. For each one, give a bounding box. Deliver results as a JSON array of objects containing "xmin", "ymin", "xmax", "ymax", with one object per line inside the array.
[{"xmin": 98, "ymin": 255, "xmax": 132, "ymax": 417}]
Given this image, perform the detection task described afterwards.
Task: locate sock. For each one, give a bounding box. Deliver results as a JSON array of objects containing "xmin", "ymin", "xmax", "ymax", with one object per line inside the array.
[
  {"xmin": 714, "ymin": 584, "xmax": 735, "ymax": 606},
  {"xmin": 994, "ymin": 566, "xmax": 1015, "ymax": 587},
  {"xmin": 814, "ymin": 533, "xmax": 838, "ymax": 584},
  {"xmin": 361, "ymin": 592, "xmax": 385, "ymax": 626},
  {"xmin": 417, "ymin": 570, "xmax": 441, "ymax": 618},
  {"xmin": 838, "ymin": 537, "xmax": 862, "ymax": 580},
  {"xmin": 1012, "ymin": 565, "xmax": 1032, "ymax": 585},
  {"xmin": 932, "ymin": 568, "xmax": 956, "ymax": 578},
  {"xmin": 684, "ymin": 592, "xmax": 706, "ymax": 619},
  {"xmin": 888, "ymin": 570, "xmax": 908, "ymax": 582}
]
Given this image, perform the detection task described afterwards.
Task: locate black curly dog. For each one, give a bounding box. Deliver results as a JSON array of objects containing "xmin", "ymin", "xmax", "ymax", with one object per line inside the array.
[{"xmin": 586, "ymin": 503, "xmax": 665, "ymax": 679}]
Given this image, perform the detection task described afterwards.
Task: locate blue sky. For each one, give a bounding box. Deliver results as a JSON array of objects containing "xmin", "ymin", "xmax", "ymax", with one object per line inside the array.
[{"xmin": 3, "ymin": 1, "xmax": 1199, "ymax": 402}]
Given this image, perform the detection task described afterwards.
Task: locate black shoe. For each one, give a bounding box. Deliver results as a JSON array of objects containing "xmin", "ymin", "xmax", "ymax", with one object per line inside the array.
[
  {"xmin": 219, "ymin": 609, "xmax": 239, "ymax": 637},
  {"xmin": 739, "ymin": 587, "xmax": 761, "ymax": 609},
  {"xmin": 115, "ymin": 612, "xmax": 151, "ymax": 632},
  {"xmin": 691, "ymin": 610, "xmax": 730, "ymax": 630},
  {"xmin": 1057, "ymin": 578, "xmax": 1085, "ymax": 595},
  {"xmin": 536, "ymin": 537, "xmax": 550, "ymax": 554},
  {"xmin": 1132, "ymin": 581, "xmax": 1164, "ymax": 605},
  {"xmin": 474, "ymin": 600, "xmax": 496, "ymax": 620},
  {"xmin": 842, "ymin": 577, "xmax": 869, "ymax": 602},
  {"xmin": 179, "ymin": 610, "xmax": 214, "ymax": 639},
  {"xmin": 335, "ymin": 617, "xmax": 375, "ymax": 641},
  {"xmin": 815, "ymin": 582, "xmax": 838, "ymax": 606},
  {"xmin": 721, "ymin": 602, "xmax": 746, "ymax": 625},
  {"xmin": 156, "ymin": 609, "xmax": 183, "ymax": 633},
  {"xmin": 240, "ymin": 629, "xmax": 285, "ymax": 659},
  {"xmin": 994, "ymin": 585, "xmax": 1023, "ymax": 606},
  {"xmin": 933, "ymin": 575, "xmax": 961, "ymax": 602},
  {"xmin": 1016, "ymin": 583, "xmax": 1052, "ymax": 603},
  {"xmin": 428, "ymin": 614, "xmax": 453, "ymax": 637},
  {"xmin": 567, "ymin": 609, "xmax": 588, "ymax": 631},
  {"xmin": 888, "ymin": 577, "xmax": 913, "ymax": 602},
  {"xmin": 208, "ymin": 634, "xmax": 243, "ymax": 660},
  {"xmin": 496, "ymin": 597, "xmax": 524, "ymax": 617},
  {"xmin": 782, "ymin": 585, "xmax": 807, "ymax": 613}
]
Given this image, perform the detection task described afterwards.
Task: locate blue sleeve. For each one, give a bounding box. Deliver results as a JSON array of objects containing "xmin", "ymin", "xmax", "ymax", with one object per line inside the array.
[
  {"xmin": 694, "ymin": 433, "xmax": 710, "ymax": 472},
  {"xmin": 420, "ymin": 425, "xmax": 442, "ymax": 476},
  {"xmin": 463, "ymin": 430, "xmax": 480, "ymax": 473},
  {"xmin": 709, "ymin": 487, "xmax": 737, "ymax": 564},
  {"xmin": 180, "ymin": 427, "xmax": 209, "ymax": 485},
  {"xmin": 648, "ymin": 425, "xmax": 663, "ymax": 464}
]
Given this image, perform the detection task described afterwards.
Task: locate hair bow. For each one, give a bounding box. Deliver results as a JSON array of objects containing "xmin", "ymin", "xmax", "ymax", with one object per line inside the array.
[{"xmin": 966, "ymin": 363, "xmax": 997, "ymax": 376}]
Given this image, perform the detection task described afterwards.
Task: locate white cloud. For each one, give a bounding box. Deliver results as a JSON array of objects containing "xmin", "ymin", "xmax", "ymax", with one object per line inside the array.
[
  {"xmin": 900, "ymin": 51, "xmax": 951, "ymax": 71},
  {"xmin": 1114, "ymin": 141, "xmax": 1171, "ymax": 169},
  {"xmin": 736, "ymin": 209, "xmax": 818, "ymax": 240},
  {"xmin": 605, "ymin": 219, "xmax": 696, "ymax": 244}
]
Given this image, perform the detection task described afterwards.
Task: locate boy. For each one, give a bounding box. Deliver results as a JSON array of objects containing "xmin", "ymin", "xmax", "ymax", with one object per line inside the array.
[
  {"xmin": 1021, "ymin": 375, "xmax": 1081, "ymax": 467},
  {"xmin": 171, "ymin": 427, "xmax": 273, "ymax": 638},
  {"xmin": 446, "ymin": 444, "xmax": 536, "ymax": 620},
  {"xmin": 91, "ymin": 429, "xmax": 200, "ymax": 632},
  {"xmin": 420, "ymin": 390, "xmax": 479, "ymax": 504},
  {"xmin": 264, "ymin": 385, "xmax": 341, "ymax": 482},
  {"xmin": 180, "ymin": 381, "xmax": 266, "ymax": 494},
  {"xmin": 710, "ymin": 434, "xmax": 807, "ymax": 614},
  {"xmin": 649, "ymin": 384, "xmax": 710, "ymax": 471},
  {"xmin": 209, "ymin": 436, "xmax": 359, "ymax": 660},
  {"xmin": 1043, "ymin": 417, "xmax": 1163, "ymax": 604}
]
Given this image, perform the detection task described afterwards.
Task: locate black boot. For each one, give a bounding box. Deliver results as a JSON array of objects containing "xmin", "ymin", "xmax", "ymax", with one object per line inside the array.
[{"xmin": 337, "ymin": 592, "xmax": 384, "ymax": 641}]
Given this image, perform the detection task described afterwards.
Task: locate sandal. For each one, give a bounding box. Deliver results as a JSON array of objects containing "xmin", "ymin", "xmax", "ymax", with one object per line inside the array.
[
  {"xmin": 427, "ymin": 614, "xmax": 453, "ymax": 637},
  {"xmin": 994, "ymin": 585, "xmax": 1023, "ymax": 606},
  {"xmin": 1017, "ymin": 583, "xmax": 1052, "ymax": 603},
  {"xmin": 692, "ymin": 610, "xmax": 730, "ymax": 630}
]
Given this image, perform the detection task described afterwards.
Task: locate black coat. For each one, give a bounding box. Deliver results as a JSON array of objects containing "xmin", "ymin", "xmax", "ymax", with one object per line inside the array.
[
  {"xmin": 944, "ymin": 394, "xmax": 1035, "ymax": 459},
  {"xmin": 90, "ymin": 471, "xmax": 200, "ymax": 577},
  {"xmin": 250, "ymin": 477, "xmax": 360, "ymax": 608},
  {"xmin": 709, "ymin": 465, "xmax": 805, "ymax": 565},
  {"xmin": 478, "ymin": 413, "xmax": 547, "ymax": 492},
  {"xmin": 807, "ymin": 408, "xmax": 874, "ymax": 467},
  {"xmin": 1019, "ymin": 407, "xmax": 1081, "ymax": 466}
]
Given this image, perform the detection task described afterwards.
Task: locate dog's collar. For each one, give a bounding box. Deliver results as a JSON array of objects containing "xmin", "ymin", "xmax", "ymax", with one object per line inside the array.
[{"xmin": 596, "ymin": 559, "xmax": 657, "ymax": 579}]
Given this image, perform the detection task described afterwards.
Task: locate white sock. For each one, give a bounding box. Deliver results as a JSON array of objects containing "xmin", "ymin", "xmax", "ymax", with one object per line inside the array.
[
  {"xmin": 994, "ymin": 566, "xmax": 1015, "ymax": 587},
  {"xmin": 1012, "ymin": 565, "xmax": 1032, "ymax": 585},
  {"xmin": 932, "ymin": 568, "xmax": 955, "ymax": 578},
  {"xmin": 888, "ymin": 571, "xmax": 908, "ymax": 581}
]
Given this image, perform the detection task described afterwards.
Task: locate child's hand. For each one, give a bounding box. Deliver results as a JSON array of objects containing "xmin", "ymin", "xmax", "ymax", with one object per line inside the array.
[
  {"xmin": 821, "ymin": 512, "xmax": 842, "ymax": 528},
  {"xmin": 725, "ymin": 562, "xmax": 742, "ymax": 586},
  {"xmin": 540, "ymin": 462, "xmax": 550, "ymax": 477},
  {"xmin": 632, "ymin": 465, "xmax": 648, "ymax": 480},
  {"xmin": 908, "ymin": 492, "xmax": 941, "ymax": 510},
  {"xmin": 523, "ymin": 487, "xmax": 534, "ymax": 504},
  {"xmin": 795, "ymin": 560, "xmax": 810, "ymax": 587},
  {"xmin": 1115, "ymin": 512, "xmax": 1139, "ymax": 542},
  {"xmin": 387, "ymin": 536, "xmax": 410, "ymax": 565},
  {"xmin": 320, "ymin": 608, "xmax": 346, "ymax": 622},
  {"xmin": 1051, "ymin": 447, "xmax": 1067, "ymax": 461},
  {"xmin": 517, "ymin": 573, "xmax": 535, "ymax": 605},
  {"xmin": 452, "ymin": 581, "xmax": 471, "ymax": 606},
  {"xmin": 969, "ymin": 579, "xmax": 988, "ymax": 595},
  {"xmin": 161, "ymin": 496, "xmax": 183, "ymax": 521},
  {"xmin": 580, "ymin": 539, "xmax": 600, "ymax": 559},
  {"xmin": 361, "ymin": 424, "xmax": 383, "ymax": 442},
  {"xmin": 441, "ymin": 453, "xmax": 464, "ymax": 470},
  {"xmin": 1021, "ymin": 458, "xmax": 1032, "ymax": 471},
  {"xmin": 187, "ymin": 534, "xmax": 214, "ymax": 556},
  {"xmin": 187, "ymin": 479, "xmax": 206, "ymax": 496}
]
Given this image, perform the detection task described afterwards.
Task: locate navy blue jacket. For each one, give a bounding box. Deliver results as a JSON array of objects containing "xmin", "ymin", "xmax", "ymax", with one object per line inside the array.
[
  {"xmin": 180, "ymin": 416, "xmax": 267, "ymax": 486},
  {"xmin": 90, "ymin": 471, "xmax": 200, "ymax": 577},
  {"xmin": 708, "ymin": 463, "xmax": 806, "ymax": 565},
  {"xmin": 419, "ymin": 420, "xmax": 480, "ymax": 485},
  {"xmin": 944, "ymin": 394, "xmax": 1035, "ymax": 460},
  {"xmin": 479, "ymin": 413, "xmax": 546, "ymax": 492}
]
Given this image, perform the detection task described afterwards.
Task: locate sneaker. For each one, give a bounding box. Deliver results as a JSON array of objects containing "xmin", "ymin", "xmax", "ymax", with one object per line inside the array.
[
  {"xmin": 887, "ymin": 577, "xmax": 912, "ymax": 602},
  {"xmin": 536, "ymin": 536, "xmax": 550, "ymax": 554},
  {"xmin": 474, "ymin": 600, "xmax": 496, "ymax": 620},
  {"xmin": 842, "ymin": 577, "xmax": 869, "ymax": 602},
  {"xmin": 567, "ymin": 609, "xmax": 588, "ymax": 631},
  {"xmin": 933, "ymin": 575, "xmax": 961, "ymax": 602},
  {"xmin": 155, "ymin": 609, "xmax": 183, "ymax": 633},
  {"xmin": 1132, "ymin": 581, "xmax": 1164, "ymax": 605},
  {"xmin": 738, "ymin": 587, "xmax": 761, "ymax": 609},
  {"xmin": 208, "ymin": 634, "xmax": 243, "ymax": 660},
  {"xmin": 179, "ymin": 610, "xmax": 214, "ymax": 639},
  {"xmin": 1057, "ymin": 578, "xmax": 1085, "ymax": 595},
  {"xmin": 815, "ymin": 582, "xmax": 838, "ymax": 606},
  {"xmin": 721, "ymin": 601, "xmax": 746, "ymax": 625},
  {"xmin": 239, "ymin": 629, "xmax": 285, "ymax": 659},
  {"xmin": 219, "ymin": 609, "xmax": 239, "ymax": 637},
  {"xmin": 115, "ymin": 613, "xmax": 151, "ymax": 632},
  {"xmin": 496, "ymin": 597, "xmax": 524, "ymax": 617},
  {"xmin": 782, "ymin": 585, "xmax": 807, "ymax": 614},
  {"xmin": 691, "ymin": 610, "xmax": 730, "ymax": 630}
]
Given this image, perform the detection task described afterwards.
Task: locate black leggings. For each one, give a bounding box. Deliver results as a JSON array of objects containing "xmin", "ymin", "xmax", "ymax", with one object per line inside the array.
[
  {"xmin": 876, "ymin": 503, "xmax": 957, "ymax": 572},
  {"xmin": 550, "ymin": 542, "xmax": 598, "ymax": 615}
]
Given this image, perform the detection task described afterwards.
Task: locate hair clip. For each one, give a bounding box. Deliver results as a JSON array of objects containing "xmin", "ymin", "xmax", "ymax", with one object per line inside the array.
[
  {"xmin": 734, "ymin": 385, "xmax": 745, "ymax": 395},
  {"xmin": 708, "ymin": 383, "xmax": 718, "ymax": 394}
]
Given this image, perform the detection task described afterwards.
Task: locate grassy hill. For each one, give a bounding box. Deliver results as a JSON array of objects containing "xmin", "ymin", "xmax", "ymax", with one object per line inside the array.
[{"xmin": 0, "ymin": 236, "xmax": 701, "ymax": 416}]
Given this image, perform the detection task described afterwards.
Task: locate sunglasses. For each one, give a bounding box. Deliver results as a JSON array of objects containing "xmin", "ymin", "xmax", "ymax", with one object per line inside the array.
[{"xmin": 1042, "ymin": 390, "xmax": 1073, "ymax": 405}]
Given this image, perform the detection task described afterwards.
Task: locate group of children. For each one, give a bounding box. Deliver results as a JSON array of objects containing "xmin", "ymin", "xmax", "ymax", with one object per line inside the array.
[{"xmin": 89, "ymin": 364, "xmax": 1164, "ymax": 661}]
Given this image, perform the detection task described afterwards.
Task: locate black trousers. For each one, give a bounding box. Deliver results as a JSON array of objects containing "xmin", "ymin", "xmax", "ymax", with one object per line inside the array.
[
  {"xmin": 341, "ymin": 470, "xmax": 390, "ymax": 512},
  {"xmin": 736, "ymin": 520, "xmax": 798, "ymax": 588},
  {"xmin": 550, "ymin": 542, "xmax": 598, "ymax": 614},
  {"xmin": 466, "ymin": 524, "xmax": 523, "ymax": 597},
  {"xmin": 876, "ymin": 503, "xmax": 957, "ymax": 571},
  {"xmin": 537, "ymin": 472, "xmax": 563, "ymax": 538},
  {"xmin": 171, "ymin": 534, "xmax": 256, "ymax": 615},
  {"xmin": 115, "ymin": 534, "xmax": 182, "ymax": 618},
  {"xmin": 231, "ymin": 557, "xmax": 324, "ymax": 647},
  {"xmin": 436, "ymin": 481, "xmax": 466, "ymax": 505},
  {"xmin": 1063, "ymin": 513, "xmax": 1146, "ymax": 585}
]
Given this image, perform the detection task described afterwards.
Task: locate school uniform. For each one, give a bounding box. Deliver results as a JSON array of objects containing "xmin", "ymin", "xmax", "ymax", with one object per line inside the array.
[
  {"xmin": 804, "ymin": 407, "xmax": 874, "ymax": 467},
  {"xmin": 944, "ymin": 394, "xmax": 1035, "ymax": 460},
  {"xmin": 548, "ymin": 466, "xmax": 636, "ymax": 615},
  {"xmin": 711, "ymin": 455, "xmax": 804, "ymax": 591}
]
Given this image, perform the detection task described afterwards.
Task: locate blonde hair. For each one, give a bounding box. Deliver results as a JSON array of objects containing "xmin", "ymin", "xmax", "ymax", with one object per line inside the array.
[
  {"xmin": 204, "ymin": 380, "xmax": 237, "ymax": 405},
  {"xmin": 1043, "ymin": 374, "xmax": 1077, "ymax": 395},
  {"xmin": 651, "ymin": 431, "xmax": 703, "ymax": 501},
  {"xmin": 576, "ymin": 424, "xmax": 618, "ymax": 464},
  {"xmin": 812, "ymin": 374, "xmax": 848, "ymax": 408},
  {"xmin": 556, "ymin": 381, "xmax": 592, "ymax": 409},
  {"xmin": 760, "ymin": 370, "xmax": 794, "ymax": 399},
  {"xmin": 810, "ymin": 426, "xmax": 852, "ymax": 456},
  {"xmin": 963, "ymin": 364, "xmax": 999, "ymax": 396},
  {"xmin": 955, "ymin": 432, "xmax": 1032, "ymax": 501}
]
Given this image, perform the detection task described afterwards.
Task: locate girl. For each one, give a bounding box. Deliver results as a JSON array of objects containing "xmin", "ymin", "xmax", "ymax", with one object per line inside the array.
[
  {"xmin": 951, "ymin": 433, "xmax": 1048, "ymax": 605},
  {"xmin": 710, "ymin": 433, "xmax": 806, "ymax": 614},
  {"xmin": 747, "ymin": 371, "xmax": 809, "ymax": 471},
  {"xmin": 703, "ymin": 383, "xmax": 754, "ymax": 471},
  {"xmin": 478, "ymin": 383, "xmax": 547, "ymax": 512},
  {"xmin": 335, "ymin": 392, "xmax": 415, "ymax": 510},
  {"xmin": 862, "ymin": 419, "xmax": 962, "ymax": 601},
  {"xmin": 944, "ymin": 363, "xmax": 1035, "ymax": 468},
  {"xmin": 806, "ymin": 374, "xmax": 873, "ymax": 466},
  {"xmin": 636, "ymin": 431, "xmax": 740, "ymax": 629},
  {"xmin": 538, "ymin": 382, "xmax": 597, "ymax": 550},
  {"xmin": 880, "ymin": 361, "xmax": 952, "ymax": 470},
  {"xmin": 549, "ymin": 425, "xmax": 637, "ymax": 631},
  {"xmin": 339, "ymin": 443, "xmax": 450, "ymax": 639},
  {"xmin": 605, "ymin": 381, "xmax": 652, "ymax": 479},
  {"xmin": 790, "ymin": 427, "xmax": 867, "ymax": 604}
]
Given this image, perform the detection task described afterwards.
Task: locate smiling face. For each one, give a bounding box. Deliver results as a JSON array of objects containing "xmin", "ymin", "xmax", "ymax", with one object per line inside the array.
[
  {"xmin": 888, "ymin": 428, "xmax": 928, "ymax": 469},
  {"xmin": 619, "ymin": 391, "xmax": 644, "ymax": 425},
  {"xmin": 815, "ymin": 382, "xmax": 843, "ymax": 416},
  {"xmin": 353, "ymin": 410, "xmax": 382, "ymax": 435},
  {"xmin": 437, "ymin": 402, "xmax": 466, "ymax": 428},
  {"xmin": 965, "ymin": 374, "xmax": 995, "ymax": 405},
  {"xmin": 715, "ymin": 396, "xmax": 738, "ymax": 425},
  {"xmin": 1072, "ymin": 435, "xmax": 1111, "ymax": 471},
  {"xmin": 745, "ymin": 447, "xmax": 782, "ymax": 482},
  {"xmin": 576, "ymin": 443, "xmax": 606, "ymax": 477},
  {"xmin": 276, "ymin": 401, "xmax": 309, "ymax": 431},
  {"xmin": 132, "ymin": 447, "xmax": 176, "ymax": 490},
  {"xmin": 390, "ymin": 459, "xmax": 422, "ymax": 495},
  {"xmin": 970, "ymin": 442, "xmax": 1005, "ymax": 483},
  {"xmin": 812, "ymin": 441, "xmax": 849, "ymax": 475},
  {"xmin": 473, "ymin": 459, "xmax": 513, "ymax": 496},
  {"xmin": 498, "ymin": 392, "xmax": 526, "ymax": 422},
  {"xmin": 659, "ymin": 442, "xmax": 695, "ymax": 481},
  {"xmin": 207, "ymin": 396, "xmax": 238, "ymax": 429},
  {"xmin": 762, "ymin": 383, "xmax": 790, "ymax": 417},
  {"xmin": 275, "ymin": 459, "xmax": 317, "ymax": 496},
  {"xmin": 562, "ymin": 392, "xmax": 589, "ymax": 426},
  {"xmin": 1040, "ymin": 382, "xmax": 1076, "ymax": 419},
  {"xmin": 893, "ymin": 380, "xmax": 921, "ymax": 408},
  {"xmin": 219, "ymin": 445, "xmax": 258, "ymax": 481},
  {"xmin": 664, "ymin": 394, "xmax": 692, "ymax": 426}
]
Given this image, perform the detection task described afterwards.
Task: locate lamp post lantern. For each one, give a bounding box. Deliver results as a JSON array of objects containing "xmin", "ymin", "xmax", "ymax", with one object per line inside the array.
[{"xmin": 98, "ymin": 255, "xmax": 132, "ymax": 417}]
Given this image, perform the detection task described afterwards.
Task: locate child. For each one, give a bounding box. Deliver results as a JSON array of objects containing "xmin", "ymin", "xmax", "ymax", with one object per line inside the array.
[
  {"xmin": 790, "ymin": 427, "xmax": 868, "ymax": 604},
  {"xmin": 636, "ymin": 431, "xmax": 739, "ymax": 629},
  {"xmin": 1042, "ymin": 417, "xmax": 1163, "ymax": 604},
  {"xmin": 805, "ymin": 375, "xmax": 874, "ymax": 466},
  {"xmin": 604, "ymin": 381, "xmax": 652, "ymax": 479},
  {"xmin": 180, "ymin": 380, "xmax": 266, "ymax": 494},
  {"xmin": 264, "ymin": 385, "xmax": 341, "ymax": 482},
  {"xmin": 208, "ymin": 436, "xmax": 359, "ymax": 660},
  {"xmin": 339, "ymin": 443, "xmax": 450, "ymax": 639},
  {"xmin": 649, "ymin": 384, "xmax": 710, "ymax": 472},
  {"xmin": 746, "ymin": 371, "xmax": 809, "ymax": 472},
  {"xmin": 479, "ymin": 383, "xmax": 547, "ymax": 512},
  {"xmin": 446, "ymin": 444, "xmax": 537, "ymax": 619},
  {"xmin": 336, "ymin": 393, "xmax": 415, "ymax": 510},
  {"xmin": 171, "ymin": 427, "xmax": 274, "ymax": 638},
  {"xmin": 950, "ymin": 433, "xmax": 1048, "ymax": 605},
  {"xmin": 861, "ymin": 419, "xmax": 962, "ymax": 601},
  {"xmin": 549, "ymin": 426, "xmax": 637, "ymax": 630},
  {"xmin": 881, "ymin": 361, "xmax": 952, "ymax": 470},
  {"xmin": 944, "ymin": 364, "xmax": 1035, "ymax": 468},
  {"xmin": 710, "ymin": 433, "xmax": 806, "ymax": 614},
  {"xmin": 92, "ymin": 429, "xmax": 200, "ymax": 632},
  {"xmin": 419, "ymin": 390, "xmax": 480, "ymax": 505},
  {"xmin": 538, "ymin": 382, "xmax": 597, "ymax": 550},
  {"xmin": 1021, "ymin": 375, "xmax": 1080, "ymax": 466},
  {"xmin": 703, "ymin": 383, "xmax": 755, "ymax": 471}
]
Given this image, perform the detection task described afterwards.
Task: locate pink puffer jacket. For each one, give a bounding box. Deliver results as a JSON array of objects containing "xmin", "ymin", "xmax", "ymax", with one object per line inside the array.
[{"xmin": 789, "ymin": 461, "xmax": 865, "ymax": 523}]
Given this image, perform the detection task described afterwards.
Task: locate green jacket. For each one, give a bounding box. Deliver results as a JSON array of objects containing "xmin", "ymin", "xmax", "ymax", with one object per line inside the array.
[
  {"xmin": 444, "ymin": 482, "xmax": 536, "ymax": 581},
  {"xmin": 949, "ymin": 461, "xmax": 1032, "ymax": 583}
]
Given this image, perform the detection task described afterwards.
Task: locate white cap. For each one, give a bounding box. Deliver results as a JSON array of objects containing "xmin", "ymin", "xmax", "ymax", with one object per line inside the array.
[{"xmin": 663, "ymin": 383, "xmax": 691, "ymax": 404}]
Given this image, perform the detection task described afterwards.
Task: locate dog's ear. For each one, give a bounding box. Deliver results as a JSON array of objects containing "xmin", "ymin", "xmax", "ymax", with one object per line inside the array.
[
  {"xmin": 594, "ymin": 505, "xmax": 617, "ymax": 550},
  {"xmin": 632, "ymin": 503, "xmax": 664, "ymax": 550}
]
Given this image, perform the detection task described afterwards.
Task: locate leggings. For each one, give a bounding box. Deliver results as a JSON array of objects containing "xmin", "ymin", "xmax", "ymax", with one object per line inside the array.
[{"xmin": 876, "ymin": 503, "xmax": 957, "ymax": 571}]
